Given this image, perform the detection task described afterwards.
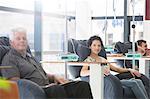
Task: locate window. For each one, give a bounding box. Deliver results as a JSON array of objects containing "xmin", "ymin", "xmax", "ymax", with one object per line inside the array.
[
  {"xmin": 91, "ymin": 0, "xmax": 124, "ymax": 16},
  {"xmin": 0, "ymin": 11, "xmax": 34, "ymax": 50},
  {"xmin": 130, "ymin": 21, "xmax": 143, "ymax": 41},
  {"xmin": 92, "ymin": 19, "xmax": 124, "ymax": 46},
  {"xmin": 0, "ymin": 0, "xmax": 34, "ymax": 10},
  {"xmin": 42, "ymin": 0, "xmax": 67, "ymax": 74},
  {"xmin": 127, "ymin": 0, "xmax": 145, "ymax": 16}
]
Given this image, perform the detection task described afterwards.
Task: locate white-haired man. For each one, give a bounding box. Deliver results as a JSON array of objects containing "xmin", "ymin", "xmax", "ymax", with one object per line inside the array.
[{"xmin": 1, "ymin": 27, "xmax": 93, "ymax": 99}]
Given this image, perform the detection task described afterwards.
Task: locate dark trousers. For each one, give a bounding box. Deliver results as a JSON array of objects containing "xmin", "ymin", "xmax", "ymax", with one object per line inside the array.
[
  {"xmin": 115, "ymin": 72, "xmax": 150, "ymax": 98},
  {"xmin": 43, "ymin": 81, "xmax": 93, "ymax": 99}
]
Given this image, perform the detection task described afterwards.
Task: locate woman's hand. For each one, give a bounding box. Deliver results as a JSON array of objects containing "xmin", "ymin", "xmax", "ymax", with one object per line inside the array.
[
  {"xmin": 102, "ymin": 59, "xmax": 110, "ymax": 76},
  {"xmin": 103, "ymin": 66, "xmax": 110, "ymax": 76}
]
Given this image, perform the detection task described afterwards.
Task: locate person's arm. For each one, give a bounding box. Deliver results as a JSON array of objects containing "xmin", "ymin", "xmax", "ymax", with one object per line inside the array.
[
  {"xmin": 80, "ymin": 57, "xmax": 110, "ymax": 76},
  {"xmin": 110, "ymin": 63, "xmax": 141, "ymax": 77},
  {"xmin": 110, "ymin": 63, "xmax": 129, "ymax": 73},
  {"xmin": 80, "ymin": 65, "xmax": 90, "ymax": 76}
]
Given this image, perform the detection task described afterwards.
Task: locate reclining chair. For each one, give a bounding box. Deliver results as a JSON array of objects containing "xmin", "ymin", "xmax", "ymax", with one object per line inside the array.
[
  {"xmin": 115, "ymin": 41, "xmax": 150, "ymax": 98},
  {"xmin": 0, "ymin": 36, "xmax": 46, "ymax": 99},
  {"xmin": 68, "ymin": 39, "xmax": 138, "ymax": 99},
  {"xmin": 114, "ymin": 41, "xmax": 138, "ymax": 68}
]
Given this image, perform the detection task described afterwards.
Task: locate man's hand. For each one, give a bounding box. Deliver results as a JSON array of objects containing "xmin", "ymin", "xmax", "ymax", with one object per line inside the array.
[
  {"xmin": 54, "ymin": 75, "xmax": 69, "ymax": 84},
  {"xmin": 137, "ymin": 45, "xmax": 146, "ymax": 55},
  {"xmin": 129, "ymin": 69, "xmax": 141, "ymax": 77}
]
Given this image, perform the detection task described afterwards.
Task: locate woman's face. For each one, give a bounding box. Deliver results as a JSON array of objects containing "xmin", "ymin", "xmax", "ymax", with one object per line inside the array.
[{"xmin": 90, "ymin": 40, "xmax": 102, "ymax": 55}]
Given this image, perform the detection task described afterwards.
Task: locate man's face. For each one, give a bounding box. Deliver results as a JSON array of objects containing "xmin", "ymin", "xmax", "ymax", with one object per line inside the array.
[
  {"xmin": 140, "ymin": 42, "xmax": 147, "ymax": 51},
  {"xmin": 10, "ymin": 32, "xmax": 28, "ymax": 52}
]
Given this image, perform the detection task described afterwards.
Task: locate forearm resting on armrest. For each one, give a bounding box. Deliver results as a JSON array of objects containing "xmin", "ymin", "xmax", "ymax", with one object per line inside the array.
[{"xmin": 110, "ymin": 64, "xmax": 129, "ymax": 73}]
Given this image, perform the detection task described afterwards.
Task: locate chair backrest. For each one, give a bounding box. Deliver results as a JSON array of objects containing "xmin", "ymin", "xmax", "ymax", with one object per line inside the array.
[
  {"xmin": 67, "ymin": 39, "xmax": 84, "ymax": 78},
  {"xmin": 0, "ymin": 37, "xmax": 11, "ymax": 76},
  {"xmin": 114, "ymin": 41, "xmax": 138, "ymax": 68},
  {"xmin": 0, "ymin": 45, "xmax": 10, "ymax": 76},
  {"xmin": 68, "ymin": 39, "xmax": 107, "ymax": 79},
  {"xmin": 114, "ymin": 41, "xmax": 137, "ymax": 55},
  {"xmin": 0, "ymin": 46, "xmax": 10, "ymax": 65}
]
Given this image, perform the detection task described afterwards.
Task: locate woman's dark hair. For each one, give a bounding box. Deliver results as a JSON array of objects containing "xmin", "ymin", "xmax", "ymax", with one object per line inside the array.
[{"xmin": 87, "ymin": 35, "xmax": 104, "ymax": 48}]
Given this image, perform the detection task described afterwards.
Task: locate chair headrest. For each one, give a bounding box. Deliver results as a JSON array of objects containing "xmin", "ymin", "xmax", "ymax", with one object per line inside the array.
[{"xmin": 114, "ymin": 41, "xmax": 137, "ymax": 54}]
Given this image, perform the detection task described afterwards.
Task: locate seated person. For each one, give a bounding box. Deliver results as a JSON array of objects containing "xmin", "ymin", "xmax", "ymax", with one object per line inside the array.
[
  {"xmin": 1, "ymin": 27, "xmax": 93, "ymax": 99},
  {"xmin": 116, "ymin": 39, "xmax": 150, "ymax": 96},
  {"xmin": 136, "ymin": 40, "xmax": 148, "ymax": 56},
  {"xmin": 80, "ymin": 35, "xmax": 149, "ymax": 99},
  {"xmin": 136, "ymin": 39, "xmax": 150, "ymax": 85}
]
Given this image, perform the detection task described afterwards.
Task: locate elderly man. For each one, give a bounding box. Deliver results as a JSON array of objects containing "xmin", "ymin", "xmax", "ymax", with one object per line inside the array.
[{"xmin": 1, "ymin": 27, "xmax": 93, "ymax": 99}]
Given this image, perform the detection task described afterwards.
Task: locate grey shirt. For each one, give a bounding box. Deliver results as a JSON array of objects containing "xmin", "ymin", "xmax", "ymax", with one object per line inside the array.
[{"xmin": 1, "ymin": 48, "xmax": 49, "ymax": 86}]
